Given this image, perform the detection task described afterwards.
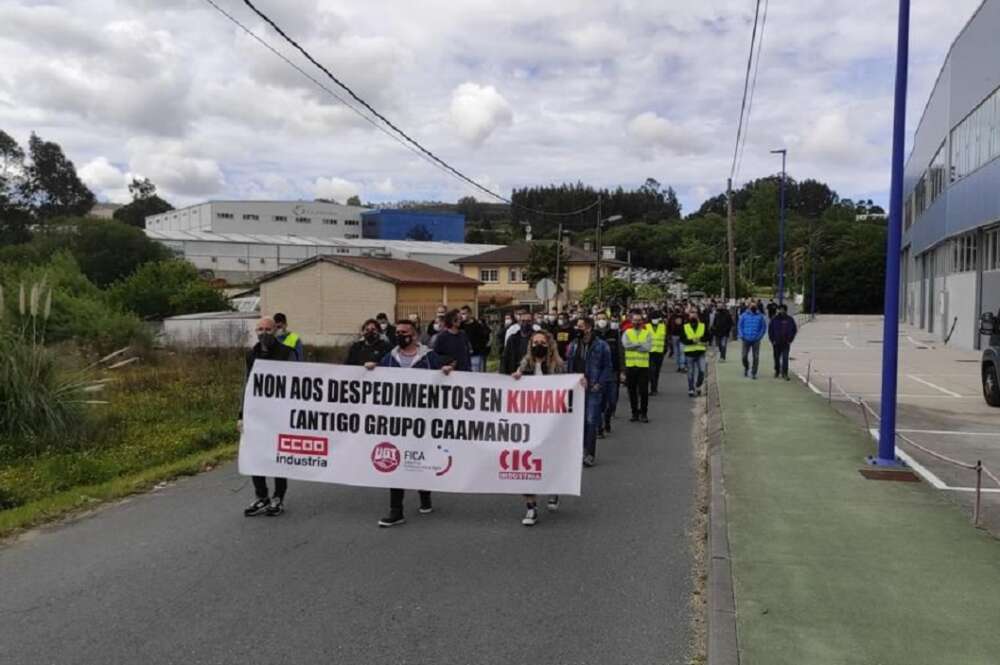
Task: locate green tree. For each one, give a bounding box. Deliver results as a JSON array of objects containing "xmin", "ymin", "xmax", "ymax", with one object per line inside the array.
[
  {"xmin": 23, "ymin": 133, "xmax": 95, "ymax": 220},
  {"xmin": 635, "ymin": 283, "xmax": 665, "ymax": 302},
  {"xmin": 346, "ymin": 195, "xmax": 362, "ymax": 206},
  {"xmin": 71, "ymin": 219, "xmax": 172, "ymax": 287},
  {"xmin": 112, "ymin": 178, "xmax": 174, "ymax": 228},
  {"xmin": 524, "ymin": 242, "xmax": 566, "ymax": 287},
  {"xmin": 580, "ymin": 277, "xmax": 635, "ymax": 307},
  {"xmin": 110, "ymin": 259, "xmax": 230, "ymax": 319},
  {"xmin": 0, "ymin": 130, "xmax": 31, "ymax": 244}
]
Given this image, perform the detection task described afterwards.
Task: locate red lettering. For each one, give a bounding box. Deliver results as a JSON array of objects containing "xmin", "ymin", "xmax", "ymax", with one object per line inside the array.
[{"xmin": 506, "ymin": 390, "xmax": 521, "ymax": 413}]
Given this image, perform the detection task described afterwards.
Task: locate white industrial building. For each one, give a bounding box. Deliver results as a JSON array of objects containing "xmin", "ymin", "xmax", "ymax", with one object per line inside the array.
[
  {"xmin": 145, "ymin": 200, "xmax": 367, "ymax": 240},
  {"xmin": 145, "ymin": 228, "xmax": 503, "ymax": 282}
]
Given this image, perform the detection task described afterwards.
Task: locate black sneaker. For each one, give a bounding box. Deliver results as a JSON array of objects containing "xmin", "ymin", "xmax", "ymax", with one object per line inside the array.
[
  {"xmin": 418, "ymin": 504, "xmax": 434, "ymax": 515},
  {"xmin": 265, "ymin": 497, "xmax": 285, "ymax": 516},
  {"xmin": 378, "ymin": 513, "xmax": 406, "ymax": 527},
  {"xmin": 604, "ymin": 419, "xmax": 612, "ymax": 433},
  {"xmin": 629, "ymin": 414, "xmax": 639, "ymax": 422},
  {"xmin": 244, "ymin": 497, "xmax": 270, "ymax": 517},
  {"xmin": 639, "ymin": 414, "xmax": 649, "ymax": 423},
  {"xmin": 583, "ymin": 454, "xmax": 595, "ymax": 467},
  {"xmin": 546, "ymin": 496, "xmax": 560, "ymax": 512},
  {"xmin": 522, "ymin": 505, "xmax": 538, "ymax": 526},
  {"xmin": 696, "ymin": 388, "xmax": 702, "ymax": 396},
  {"xmin": 597, "ymin": 427, "xmax": 606, "ymax": 439}
]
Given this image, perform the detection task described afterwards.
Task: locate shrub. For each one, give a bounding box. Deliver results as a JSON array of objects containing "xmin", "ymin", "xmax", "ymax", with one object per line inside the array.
[{"xmin": 110, "ymin": 259, "xmax": 231, "ymax": 319}]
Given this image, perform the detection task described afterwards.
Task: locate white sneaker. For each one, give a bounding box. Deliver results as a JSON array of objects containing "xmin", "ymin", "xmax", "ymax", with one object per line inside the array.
[
  {"xmin": 546, "ymin": 496, "xmax": 560, "ymax": 512},
  {"xmin": 522, "ymin": 506, "xmax": 538, "ymax": 526}
]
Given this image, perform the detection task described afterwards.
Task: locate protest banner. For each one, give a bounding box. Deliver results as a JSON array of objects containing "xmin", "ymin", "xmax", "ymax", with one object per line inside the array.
[{"xmin": 239, "ymin": 360, "xmax": 585, "ymax": 495}]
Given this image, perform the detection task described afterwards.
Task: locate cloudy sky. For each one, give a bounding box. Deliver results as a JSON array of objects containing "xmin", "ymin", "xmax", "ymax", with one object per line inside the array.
[{"xmin": 0, "ymin": 0, "xmax": 985, "ymax": 213}]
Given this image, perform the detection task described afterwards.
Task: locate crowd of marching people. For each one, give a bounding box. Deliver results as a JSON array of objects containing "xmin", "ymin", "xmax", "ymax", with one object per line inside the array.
[{"xmin": 239, "ymin": 296, "xmax": 796, "ymax": 527}]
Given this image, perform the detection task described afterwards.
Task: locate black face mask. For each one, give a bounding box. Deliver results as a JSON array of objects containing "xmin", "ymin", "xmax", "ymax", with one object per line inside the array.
[
  {"xmin": 531, "ymin": 344, "xmax": 548, "ymax": 358},
  {"xmin": 520, "ymin": 322, "xmax": 533, "ymax": 334},
  {"xmin": 364, "ymin": 331, "xmax": 380, "ymax": 342},
  {"xmin": 395, "ymin": 333, "xmax": 414, "ymax": 348},
  {"xmin": 750, "ymin": 307, "xmax": 758, "ymax": 314},
  {"xmin": 258, "ymin": 332, "xmax": 276, "ymax": 348}
]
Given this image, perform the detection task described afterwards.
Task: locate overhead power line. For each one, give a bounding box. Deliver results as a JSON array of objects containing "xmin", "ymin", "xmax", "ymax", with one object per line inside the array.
[
  {"xmin": 214, "ymin": 0, "xmax": 601, "ymax": 218},
  {"xmin": 730, "ymin": 0, "xmax": 764, "ymax": 181},
  {"xmin": 734, "ymin": 0, "xmax": 768, "ymax": 181}
]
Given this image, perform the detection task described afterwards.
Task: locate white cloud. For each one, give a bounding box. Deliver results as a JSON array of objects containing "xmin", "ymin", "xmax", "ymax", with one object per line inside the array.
[
  {"xmin": 449, "ymin": 83, "xmax": 513, "ymax": 146},
  {"xmin": 79, "ymin": 156, "xmax": 126, "ymax": 190},
  {"xmin": 627, "ymin": 111, "xmax": 710, "ymax": 157},
  {"xmin": 313, "ymin": 176, "xmax": 360, "ymax": 203}
]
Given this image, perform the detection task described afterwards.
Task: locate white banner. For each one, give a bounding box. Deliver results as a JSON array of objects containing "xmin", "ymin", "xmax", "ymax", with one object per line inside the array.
[{"xmin": 239, "ymin": 360, "xmax": 584, "ymax": 495}]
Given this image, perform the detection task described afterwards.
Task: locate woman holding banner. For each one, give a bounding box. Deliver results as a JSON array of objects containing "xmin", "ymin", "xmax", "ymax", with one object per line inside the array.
[{"xmin": 512, "ymin": 330, "xmax": 567, "ymax": 526}]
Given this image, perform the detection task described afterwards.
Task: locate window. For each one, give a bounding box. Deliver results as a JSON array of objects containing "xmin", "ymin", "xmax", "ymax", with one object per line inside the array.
[
  {"xmin": 295, "ymin": 217, "xmax": 311, "ymax": 223},
  {"xmin": 985, "ymin": 228, "xmax": 1000, "ymax": 271},
  {"xmin": 929, "ymin": 142, "xmax": 946, "ymax": 203},
  {"xmin": 344, "ymin": 233, "xmax": 359, "ymax": 239},
  {"xmin": 508, "ymin": 267, "xmax": 525, "ymax": 283},
  {"xmin": 216, "ymin": 212, "xmax": 233, "ymax": 219},
  {"xmin": 480, "ymin": 268, "xmax": 499, "ymax": 283},
  {"xmin": 914, "ymin": 174, "xmax": 927, "ymax": 216},
  {"xmin": 273, "ymin": 215, "xmax": 288, "ymax": 222},
  {"xmin": 344, "ymin": 219, "xmax": 360, "ymax": 226},
  {"xmin": 336, "ymin": 248, "xmax": 351, "ymax": 254},
  {"xmin": 322, "ymin": 218, "xmax": 338, "ymax": 225},
  {"xmin": 904, "ymin": 196, "xmax": 913, "ymax": 230},
  {"xmin": 950, "ymin": 233, "xmax": 978, "ymax": 273},
  {"xmin": 951, "ymin": 85, "xmax": 1000, "ymax": 183},
  {"xmin": 242, "ymin": 214, "xmax": 260, "ymax": 221}
]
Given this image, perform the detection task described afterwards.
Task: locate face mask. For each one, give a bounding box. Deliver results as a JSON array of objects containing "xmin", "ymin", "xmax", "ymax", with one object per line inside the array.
[
  {"xmin": 433, "ymin": 323, "xmax": 442, "ymax": 332},
  {"xmin": 610, "ymin": 321, "xmax": 620, "ymax": 330},
  {"xmin": 632, "ymin": 320, "xmax": 642, "ymax": 328},
  {"xmin": 596, "ymin": 319, "xmax": 608, "ymax": 329},
  {"xmin": 379, "ymin": 322, "xmax": 388, "ymax": 330},
  {"xmin": 531, "ymin": 344, "xmax": 548, "ymax": 358},
  {"xmin": 395, "ymin": 333, "xmax": 414, "ymax": 348},
  {"xmin": 652, "ymin": 318, "xmax": 662, "ymax": 325},
  {"xmin": 258, "ymin": 332, "xmax": 276, "ymax": 348},
  {"xmin": 521, "ymin": 322, "xmax": 533, "ymax": 333},
  {"xmin": 689, "ymin": 318, "xmax": 698, "ymax": 324},
  {"xmin": 557, "ymin": 319, "xmax": 567, "ymax": 326},
  {"xmin": 504, "ymin": 318, "xmax": 513, "ymax": 326},
  {"xmin": 750, "ymin": 307, "xmax": 758, "ymax": 314},
  {"xmin": 576, "ymin": 328, "xmax": 588, "ymax": 338},
  {"xmin": 364, "ymin": 331, "xmax": 379, "ymax": 342}
]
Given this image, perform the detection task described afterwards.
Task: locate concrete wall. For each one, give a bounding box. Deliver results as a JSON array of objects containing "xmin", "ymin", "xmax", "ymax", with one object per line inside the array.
[
  {"xmin": 162, "ymin": 316, "xmax": 256, "ymax": 348},
  {"xmin": 261, "ymin": 262, "xmax": 396, "ymax": 346},
  {"xmin": 946, "ymin": 272, "xmax": 977, "ymax": 348}
]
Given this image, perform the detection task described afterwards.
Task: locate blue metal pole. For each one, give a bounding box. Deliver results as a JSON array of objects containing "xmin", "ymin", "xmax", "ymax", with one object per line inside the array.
[
  {"xmin": 872, "ymin": 0, "xmax": 910, "ymax": 466},
  {"xmin": 778, "ymin": 152, "xmax": 786, "ymax": 305}
]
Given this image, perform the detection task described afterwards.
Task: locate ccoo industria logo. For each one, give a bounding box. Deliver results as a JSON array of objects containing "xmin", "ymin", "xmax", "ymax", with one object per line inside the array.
[{"xmin": 276, "ymin": 434, "xmax": 329, "ymax": 468}]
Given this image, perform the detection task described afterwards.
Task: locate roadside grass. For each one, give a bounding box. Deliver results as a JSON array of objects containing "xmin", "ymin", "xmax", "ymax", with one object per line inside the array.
[{"xmin": 0, "ymin": 350, "xmax": 244, "ymax": 538}]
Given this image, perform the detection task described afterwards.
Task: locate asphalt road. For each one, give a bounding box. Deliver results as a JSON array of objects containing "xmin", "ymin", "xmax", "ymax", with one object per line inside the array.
[{"xmin": 0, "ymin": 371, "xmax": 697, "ymax": 665}]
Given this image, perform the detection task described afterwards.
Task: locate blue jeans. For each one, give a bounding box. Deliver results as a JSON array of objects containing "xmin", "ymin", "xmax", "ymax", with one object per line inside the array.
[
  {"xmin": 470, "ymin": 354, "xmax": 486, "ymax": 372},
  {"xmin": 686, "ymin": 354, "xmax": 706, "ymax": 392},
  {"xmin": 602, "ymin": 380, "xmax": 619, "ymax": 426},
  {"xmin": 742, "ymin": 340, "xmax": 761, "ymax": 376},
  {"xmin": 717, "ymin": 334, "xmax": 728, "ymax": 360},
  {"xmin": 584, "ymin": 390, "xmax": 603, "ymax": 457},
  {"xmin": 672, "ymin": 336, "xmax": 686, "ymax": 369}
]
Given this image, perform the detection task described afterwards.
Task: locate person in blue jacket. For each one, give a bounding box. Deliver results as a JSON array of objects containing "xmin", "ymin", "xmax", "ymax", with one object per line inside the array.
[
  {"xmin": 565, "ymin": 316, "xmax": 613, "ymax": 468},
  {"xmin": 737, "ymin": 303, "xmax": 768, "ymax": 380}
]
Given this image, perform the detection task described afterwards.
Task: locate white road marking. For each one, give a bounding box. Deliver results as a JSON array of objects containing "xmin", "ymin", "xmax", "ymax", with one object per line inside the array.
[
  {"xmin": 905, "ymin": 374, "xmax": 963, "ymax": 398},
  {"xmin": 896, "ymin": 429, "xmax": 1000, "ymax": 437},
  {"xmin": 869, "ymin": 430, "xmax": 1000, "ymax": 493}
]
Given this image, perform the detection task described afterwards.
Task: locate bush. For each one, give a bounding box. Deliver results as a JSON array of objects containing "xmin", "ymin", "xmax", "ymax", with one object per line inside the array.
[
  {"xmin": 70, "ymin": 218, "xmax": 172, "ymax": 287},
  {"xmin": 110, "ymin": 259, "xmax": 231, "ymax": 319},
  {"xmin": 580, "ymin": 277, "xmax": 635, "ymax": 307}
]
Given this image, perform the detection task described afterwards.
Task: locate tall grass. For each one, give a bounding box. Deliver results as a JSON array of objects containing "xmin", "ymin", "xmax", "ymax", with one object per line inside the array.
[{"xmin": 0, "ymin": 281, "xmax": 111, "ymax": 452}]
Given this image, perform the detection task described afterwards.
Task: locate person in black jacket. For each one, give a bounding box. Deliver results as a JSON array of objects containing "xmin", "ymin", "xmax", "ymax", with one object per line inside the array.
[
  {"xmin": 595, "ymin": 311, "xmax": 624, "ymax": 434},
  {"xmin": 501, "ymin": 311, "xmax": 535, "ymax": 375},
  {"xmin": 238, "ymin": 316, "xmax": 296, "ymax": 517},
  {"xmin": 768, "ymin": 304, "xmax": 798, "ymax": 380},
  {"xmin": 712, "ymin": 307, "xmax": 734, "ymax": 361},
  {"xmin": 459, "ymin": 305, "xmax": 491, "ymax": 372},
  {"xmin": 375, "ymin": 312, "xmax": 395, "ymax": 344},
  {"xmin": 432, "ymin": 309, "xmax": 471, "ymax": 371},
  {"xmin": 345, "ymin": 319, "xmax": 391, "ymax": 366}
]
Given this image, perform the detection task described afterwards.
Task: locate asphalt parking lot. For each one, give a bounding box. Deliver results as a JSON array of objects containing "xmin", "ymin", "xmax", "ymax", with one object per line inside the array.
[{"xmin": 787, "ymin": 315, "xmax": 1000, "ymax": 535}]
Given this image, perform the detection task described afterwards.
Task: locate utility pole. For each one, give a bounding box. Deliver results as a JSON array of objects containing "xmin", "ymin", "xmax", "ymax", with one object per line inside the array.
[
  {"xmin": 726, "ymin": 178, "xmax": 736, "ymax": 302},
  {"xmin": 554, "ymin": 222, "xmax": 563, "ymax": 310},
  {"xmin": 771, "ymin": 149, "xmax": 788, "ymax": 305},
  {"xmin": 596, "ymin": 196, "xmax": 604, "ymax": 304},
  {"xmin": 872, "ymin": 0, "xmax": 911, "ymax": 467},
  {"xmin": 809, "ymin": 217, "xmax": 817, "ymax": 320}
]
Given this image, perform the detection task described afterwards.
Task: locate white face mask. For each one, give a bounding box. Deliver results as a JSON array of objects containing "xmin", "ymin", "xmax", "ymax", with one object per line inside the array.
[
  {"xmin": 504, "ymin": 318, "xmax": 512, "ymax": 326},
  {"xmin": 652, "ymin": 318, "xmax": 662, "ymax": 325},
  {"xmin": 596, "ymin": 319, "xmax": 609, "ymax": 329},
  {"xmin": 610, "ymin": 321, "xmax": 620, "ymax": 330}
]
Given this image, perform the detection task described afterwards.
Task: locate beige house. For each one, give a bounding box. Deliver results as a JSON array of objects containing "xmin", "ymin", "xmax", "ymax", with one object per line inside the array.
[
  {"xmin": 258, "ymin": 255, "xmax": 480, "ymax": 346},
  {"xmin": 452, "ymin": 243, "xmax": 625, "ymax": 308}
]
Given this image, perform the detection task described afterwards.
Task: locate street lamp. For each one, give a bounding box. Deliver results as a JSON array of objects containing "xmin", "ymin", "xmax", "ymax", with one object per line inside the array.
[
  {"xmin": 770, "ymin": 148, "xmax": 787, "ymax": 305},
  {"xmin": 596, "ymin": 205, "xmax": 624, "ymax": 304},
  {"xmin": 554, "ymin": 225, "xmax": 575, "ymax": 310}
]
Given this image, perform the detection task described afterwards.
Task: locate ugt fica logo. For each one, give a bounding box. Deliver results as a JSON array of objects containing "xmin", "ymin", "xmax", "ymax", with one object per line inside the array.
[
  {"xmin": 371, "ymin": 442, "xmax": 401, "ymax": 473},
  {"xmin": 498, "ymin": 449, "xmax": 542, "ymax": 481}
]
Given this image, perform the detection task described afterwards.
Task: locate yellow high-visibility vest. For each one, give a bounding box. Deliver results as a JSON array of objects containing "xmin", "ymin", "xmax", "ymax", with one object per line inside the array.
[
  {"xmin": 682, "ymin": 322, "xmax": 706, "ymax": 353},
  {"xmin": 281, "ymin": 332, "xmax": 300, "ymax": 350},
  {"xmin": 650, "ymin": 322, "xmax": 667, "ymax": 353},
  {"xmin": 624, "ymin": 327, "xmax": 651, "ymax": 368}
]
